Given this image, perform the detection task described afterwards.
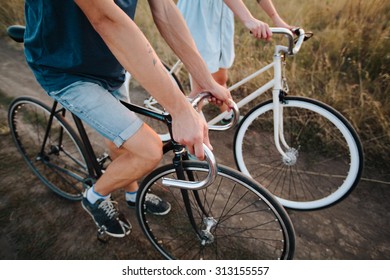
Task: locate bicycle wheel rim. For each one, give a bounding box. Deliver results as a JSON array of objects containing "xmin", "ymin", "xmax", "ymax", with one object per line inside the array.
[
  {"xmin": 234, "ymin": 97, "xmax": 363, "ymax": 210},
  {"xmin": 8, "ymin": 97, "xmax": 90, "ymax": 200},
  {"xmin": 137, "ymin": 161, "xmax": 295, "ymax": 260}
]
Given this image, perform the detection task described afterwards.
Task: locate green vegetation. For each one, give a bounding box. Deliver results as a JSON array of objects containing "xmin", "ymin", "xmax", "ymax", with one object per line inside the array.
[{"xmin": 1, "ymin": 0, "xmax": 389, "ymax": 173}]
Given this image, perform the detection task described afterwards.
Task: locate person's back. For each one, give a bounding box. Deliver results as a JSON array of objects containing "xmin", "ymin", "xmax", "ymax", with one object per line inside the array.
[{"xmin": 24, "ymin": 0, "xmax": 137, "ymax": 92}]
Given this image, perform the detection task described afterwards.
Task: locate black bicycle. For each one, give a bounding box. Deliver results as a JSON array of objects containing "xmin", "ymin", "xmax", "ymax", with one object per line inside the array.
[{"xmin": 7, "ymin": 25, "xmax": 295, "ymax": 260}]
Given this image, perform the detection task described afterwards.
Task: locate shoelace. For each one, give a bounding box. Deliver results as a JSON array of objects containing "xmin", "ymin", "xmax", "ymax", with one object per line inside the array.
[
  {"xmin": 146, "ymin": 194, "xmax": 161, "ymax": 206},
  {"xmin": 98, "ymin": 199, "xmax": 118, "ymax": 219}
]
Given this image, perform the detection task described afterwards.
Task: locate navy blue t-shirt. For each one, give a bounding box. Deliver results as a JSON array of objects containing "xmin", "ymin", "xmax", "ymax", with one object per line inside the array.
[{"xmin": 24, "ymin": 0, "xmax": 138, "ymax": 92}]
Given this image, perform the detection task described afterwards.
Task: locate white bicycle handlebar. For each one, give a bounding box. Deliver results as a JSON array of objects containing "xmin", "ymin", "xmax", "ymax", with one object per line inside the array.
[{"xmin": 270, "ymin": 27, "xmax": 307, "ymax": 55}]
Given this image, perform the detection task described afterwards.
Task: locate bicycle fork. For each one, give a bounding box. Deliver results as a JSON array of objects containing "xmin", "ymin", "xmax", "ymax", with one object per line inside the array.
[
  {"xmin": 272, "ymin": 50, "xmax": 299, "ymax": 165},
  {"xmin": 171, "ymin": 147, "xmax": 218, "ymax": 247}
]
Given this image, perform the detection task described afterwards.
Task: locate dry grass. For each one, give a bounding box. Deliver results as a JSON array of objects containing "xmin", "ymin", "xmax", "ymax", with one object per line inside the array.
[
  {"xmin": 233, "ymin": 0, "xmax": 390, "ymax": 172},
  {"xmin": 0, "ymin": 0, "xmax": 24, "ymax": 33},
  {"xmin": 1, "ymin": 0, "xmax": 389, "ymax": 172}
]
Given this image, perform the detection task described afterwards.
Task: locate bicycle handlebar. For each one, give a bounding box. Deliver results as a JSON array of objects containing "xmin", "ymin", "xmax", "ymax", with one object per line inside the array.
[
  {"xmin": 161, "ymin": 93, "xmax": 239, "ymax": 190},
  {"xmin": 162, "ymin": 144, "xmax": 217, "ymax": 190},
  {"xmin": 270, "ymin": 27, "xmax": 308, "ymax": 55},
  {"xmin": 190, "ymin": 92, "xmax": 240, "ymax": 130}
]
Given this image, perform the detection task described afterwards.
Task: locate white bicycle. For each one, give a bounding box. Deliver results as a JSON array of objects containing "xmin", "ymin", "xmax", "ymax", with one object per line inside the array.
[{"xmin": 126, "ymin": 27, "xmax": 364, "ymax": 211}]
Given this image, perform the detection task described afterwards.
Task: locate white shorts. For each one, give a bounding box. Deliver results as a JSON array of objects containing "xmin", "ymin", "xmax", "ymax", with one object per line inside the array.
[{"xmin": 177, "ymin": 0, "xmax": 235, "ymax": 73}]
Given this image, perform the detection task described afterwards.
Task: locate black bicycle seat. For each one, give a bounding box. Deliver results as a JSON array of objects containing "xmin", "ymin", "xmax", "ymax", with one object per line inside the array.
[{"xmin": 7, "ymin": 25, "xmax": 26, "ymax": 43}]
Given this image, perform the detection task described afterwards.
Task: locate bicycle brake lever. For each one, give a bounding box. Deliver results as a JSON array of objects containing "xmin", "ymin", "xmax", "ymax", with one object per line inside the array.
[
  {"xmin": 292, "ymin": 27, "xmax": 314, "ymax": 43},
  {"xmin": 304, "ymin": 32, "xmax": 314, "ymax": 41}
]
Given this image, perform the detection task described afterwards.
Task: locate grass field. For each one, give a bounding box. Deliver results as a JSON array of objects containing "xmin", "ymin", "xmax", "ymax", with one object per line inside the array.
[{"xmin": 1, "ymin": 0, "xmax": 389, "ymax": 174}]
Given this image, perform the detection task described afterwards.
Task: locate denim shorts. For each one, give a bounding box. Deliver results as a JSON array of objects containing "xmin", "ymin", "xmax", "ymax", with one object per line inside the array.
[{"xmin": 48, "ymin": 81, "xmax": 143, "ymax": 147}]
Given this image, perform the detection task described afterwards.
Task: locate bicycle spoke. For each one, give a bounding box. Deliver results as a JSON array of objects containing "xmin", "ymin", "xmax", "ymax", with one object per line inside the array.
[
  {"xmin": 138, "ymin": 161, "xmax": 294, "ymax": 259},
  {"xmin": 9, "ymin": 98, "xmax": 91, "ymax": 200},
  {"xmin": 235, "ymin": 97, "xmax": 362, "ymax": 209}
]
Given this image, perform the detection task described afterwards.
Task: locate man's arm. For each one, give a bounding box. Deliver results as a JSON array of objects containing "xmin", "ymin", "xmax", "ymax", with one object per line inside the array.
[
  {"xmin": 73, "ymin": 0, "xmax": 210, "ymax": 158},
  {"xmin": 147, "ymin": 0, "xmax": 232, "ymax": 105},
  {"xmin": 74, "ymin": 0, "xmax": 183, "ymax": 112}
]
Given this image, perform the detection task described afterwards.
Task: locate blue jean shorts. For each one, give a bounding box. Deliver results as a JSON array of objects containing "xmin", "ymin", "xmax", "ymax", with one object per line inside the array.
[{"xmin": 48, "ymin": 81, "xmax": 143, "ymax": 147}]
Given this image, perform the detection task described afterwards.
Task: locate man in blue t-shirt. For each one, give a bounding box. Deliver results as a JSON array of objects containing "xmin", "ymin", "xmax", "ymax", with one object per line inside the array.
[{"xmin": 24, "ymin": 0, "xmax": 232, "ymax": 238}]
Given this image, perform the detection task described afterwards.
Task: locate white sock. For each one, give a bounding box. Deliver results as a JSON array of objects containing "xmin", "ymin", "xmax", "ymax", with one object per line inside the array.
[
  {"xmin": 86, "ymin": 185, "xmax": 110, "ymax": 204},
  {"xmin": 222, "ymin": 111, "xmax": 234, "ymax": 120},
  {"xmin": 125, "ymin": 190, "xmax": 138, "ymax": 203}
]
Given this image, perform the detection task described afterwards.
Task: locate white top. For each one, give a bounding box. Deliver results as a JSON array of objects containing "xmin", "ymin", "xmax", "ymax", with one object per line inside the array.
[{"xmin": 177, "ymin": 0, "xmax": 235, "ymax": 73}]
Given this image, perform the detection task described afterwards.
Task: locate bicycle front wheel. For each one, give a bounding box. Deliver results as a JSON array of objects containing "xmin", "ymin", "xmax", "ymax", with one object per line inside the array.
[
  {"xmin": 8, "ymin": 97, "xmax": 91, "ymax": 200},
  {"xmin": 234, "ymin": 96, "xmax": 363, "ymax": 210},
  {"xmin": 137, "ymin": 161, "xmax": 295, "ymax": 260}
]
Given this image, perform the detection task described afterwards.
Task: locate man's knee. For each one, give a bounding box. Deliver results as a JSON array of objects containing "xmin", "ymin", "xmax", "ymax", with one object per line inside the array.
[
  {"xmin": 146, "ymin": 139, "xmax": 163, "ymax": 165},
  {"xmin": 122, "ymin": 124, "xmax": 163, "ymax": 166}
]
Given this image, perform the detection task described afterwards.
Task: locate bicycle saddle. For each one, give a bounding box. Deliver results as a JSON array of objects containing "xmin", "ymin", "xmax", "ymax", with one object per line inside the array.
[{"xmin": 7, "ymin": 25, "xmax": 25, "ymax": 43}]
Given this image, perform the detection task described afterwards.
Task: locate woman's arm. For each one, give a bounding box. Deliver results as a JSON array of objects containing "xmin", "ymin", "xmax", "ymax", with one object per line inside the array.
[
  {"xmin": 224, "ymin": 0, "xmax": 272, "ymax": 39},
  {"xmin": 223, "ymin": 0, "xmax": 291, "ymax": 39},
  {"xmin": 257, "ymin": 0, "xmax": 292, "ymax": 29}
]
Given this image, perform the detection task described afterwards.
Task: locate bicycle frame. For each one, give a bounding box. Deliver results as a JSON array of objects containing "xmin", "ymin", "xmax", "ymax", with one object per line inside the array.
[
  {"xmin": 127, "ymin": 28, "xmax": 308, "ymax": 162},
  {"xmin": 222, "ymin": 44, "xmax": 291, "ymax": 161},
  {"xmin": 40, "ymin": 101, "xmax": 104, "ymax": 182}
]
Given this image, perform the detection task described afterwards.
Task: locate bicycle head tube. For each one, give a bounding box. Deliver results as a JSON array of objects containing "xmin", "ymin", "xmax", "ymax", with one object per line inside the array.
[{"xmin": 161, "ymin": 144, "xmax": 217, "ymax": 190}]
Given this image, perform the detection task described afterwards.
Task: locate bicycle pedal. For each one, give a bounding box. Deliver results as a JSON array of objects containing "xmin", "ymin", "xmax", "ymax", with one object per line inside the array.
[
  {"xmin": 82, "ymin": 177, "xmax": 96, "ymax": 190},
  {"xmin": 96, "ymin": 228, "xmax": 109, "ymax": 243}
]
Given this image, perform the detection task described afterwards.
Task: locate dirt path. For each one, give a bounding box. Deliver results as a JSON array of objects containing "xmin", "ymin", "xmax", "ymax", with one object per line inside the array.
[{"xmin": 0, "ymin": 36, "xmax": 389, "ymax": 260}]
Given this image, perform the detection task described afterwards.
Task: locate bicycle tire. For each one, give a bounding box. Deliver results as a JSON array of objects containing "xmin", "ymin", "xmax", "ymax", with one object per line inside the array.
[
  {"xmin": 234, "ymin": 96, "xmax": 363, "ymax": 210},
  {"xmin": 137, "ymin": 161, "xmax": 295, "ymax": 260},
  {"xmin": 8, "ymin": 96, "xmax": 92, "ymax": 201}
]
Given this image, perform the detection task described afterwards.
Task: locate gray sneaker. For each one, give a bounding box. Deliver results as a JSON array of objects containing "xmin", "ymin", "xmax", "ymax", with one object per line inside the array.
[
  {"xmin": 82, "ymin": 194, "xmax": 132, "ymax": 238},
  {"xmin": 127, "ymin": 193, "xmax": 171, "ymax": 216}
]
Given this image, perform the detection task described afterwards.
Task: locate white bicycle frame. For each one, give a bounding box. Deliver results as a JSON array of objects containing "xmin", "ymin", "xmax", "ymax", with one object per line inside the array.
[{"xmin": 125, "ymin": 28, "xmax": 307, "ymax": 162}]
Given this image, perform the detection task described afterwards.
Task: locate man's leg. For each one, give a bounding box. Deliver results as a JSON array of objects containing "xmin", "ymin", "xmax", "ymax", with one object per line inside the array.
[
  {"xmin": 82, "ymin": 122, "xmax": 163, "ymax": 237},
  {"xmin": 95, "ymin": 123, "xmax": 162, "ymax": 195},
  {"xmin": 48, "ymin": 81, "xmax": 163, "ymax": 237},
  {"xmin": 104, "ymin": 133, "xmax": 171, "ymax": 215}
]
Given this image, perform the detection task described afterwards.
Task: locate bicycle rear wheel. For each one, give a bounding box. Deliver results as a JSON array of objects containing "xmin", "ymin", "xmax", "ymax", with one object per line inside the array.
[
  {"xmin": 8, "ymin": 97, "xmax": 92, "ymax": 200},
  {"xmin": 234, "ymin": 96, "xmax": 363, "ymax": 210},
  {"xmin": 137, "ymin": 161, "xmax": 295, "ymax": 260}
]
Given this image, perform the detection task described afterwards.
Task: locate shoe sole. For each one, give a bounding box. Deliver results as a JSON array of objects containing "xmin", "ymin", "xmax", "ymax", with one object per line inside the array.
[{"xmin": 81, "ymin": 201, "xmax": 131, "ymax": 238}]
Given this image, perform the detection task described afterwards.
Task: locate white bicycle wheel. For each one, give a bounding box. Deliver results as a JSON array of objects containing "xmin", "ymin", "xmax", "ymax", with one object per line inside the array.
[{"xmin": 234, "ymin": 96, "xmax": 363, "ymax": 210}]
